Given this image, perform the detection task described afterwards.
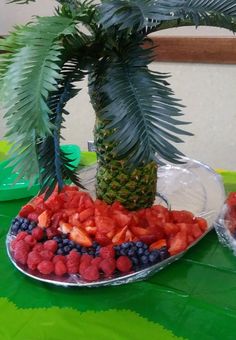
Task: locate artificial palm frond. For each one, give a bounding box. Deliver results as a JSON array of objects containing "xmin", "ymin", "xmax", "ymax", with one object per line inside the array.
[
  {"xmin": 90, "ymin": 43, "xmax": 192, "ymax": 167},
  {"xmin": 38, "ymin": 58, "xmax": 86, "ymax": 197},
  {"xmin": 0, "ymin": 16, "xmax": 80, "ymax": 184},
  {"xmin": 100, "ymin": 0, "xmax": 236, "ymax": 33}
]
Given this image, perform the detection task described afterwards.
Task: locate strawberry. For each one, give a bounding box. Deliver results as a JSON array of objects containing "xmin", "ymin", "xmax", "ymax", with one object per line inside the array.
[
  {"xmin": 27, "ymin": 251, "xmax": 42, "ymax": 270},
  {"xmin": 70, "ymin": 226, "xmax": 92, "ymax": 247},
  {"xmin": 195, "ymin": 217, "xmax": 208, "ymax": 232},
  {"xmin": 192, "ymin": 225, "xmax": 203, "ymax": 239},
  {"xmin": 168, "ymin": 231, "xmax": 188, "ymax": 256},
  {"xmin": 51, "ymin": 212, "xmax": 63, "ymax": 229},
  {"xmin": 37, "ymin": 260, "xmax": 54, "ymax": 275},
  {"xmin": 32, "ymin": 227, "xmax": 44, "ymax": 241},
  {"xmin": 163, "ymin": 223, "xmax": 179, "ymax": 236},
  {"xmin": 99, "ymin": 245, "xmax": 115, "ymax": 259},
  {"xmin": 19, "ymin": 204, "xmax": 35, "ymax": 218},
  {"xmin": 113, "ymin": 211, "xmax": 131, "ymax": 228},
  {"xmin": 81, "ymin": 265, "xmax": 100, "ymax": 282},
  {"xmin": 99, "ymin": 258, "xmax": 116, "ymax": 277},
  {"xmin": 226, "ymin": 192, "xmax": 236, "ymax": 207},
  {"xmin": 68, "ymin": 213, "xmax": 81, "ymax": 227},
  {"xmin": 24, "ymin": 235, "xmax": 37, "ymax": 248},
  {"xmin": 79, "ymin": 255, "xmax": 93, "ymax": 275},
  {"xmin": 111, "ymin": 226, "xmax": 128, "ymax": 245},
  {"xmin": 171, "ymin": 210, "xmax": 194, "ymax": 224},
  {"xmin": 38, "ymin": 210, "xmax": 51, "ymax": 228},
  {"xmin": 59, "ymin": 221, "xmax": 73, "ymax": 234},
  {"xmin": 116, "ymin": 256, "xmax": 132, "ymax": 273},
  {"xmin": 54, "ymin": 260, "xmax": 67, "ymax": 276},
  {"xmin": 95, "ymin": 232, "xmax": 111, "ymax": 246},
  {"xmin": 95, "ymin": 216, "xmax": 116, "ymax": 234},
  {"xmin": 149, "ymin": 239, "xmax": 167, "ymax": 251},
  {"xmin": 79, "ymin": 208, "xmax": 94, "ymax": 222},
  {"xmin": 43, "ymin": 240, "xmax": 58, "ymax": 253}
]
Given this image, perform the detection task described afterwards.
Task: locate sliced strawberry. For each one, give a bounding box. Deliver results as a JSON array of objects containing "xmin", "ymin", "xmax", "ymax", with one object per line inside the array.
[
  {"xmin": 94, "ymin": 199, "xmax": 110, "ymax": 216},
  {"xmin": 95, "ymin": 216, "xmax": 116, "ymax": 234},
  {"xmin": 171, "ymin": 210, "xmax": 194, "ymax": 224},
  {"xmin": 68, "ymin": 213, "xmax": 81, "ymax": 227},
  {"xmin": 59, "ymin": 221, "xmax": 73, "ymax": 234},
  {"xmin": 113, "ymin": 211, "xmax": 131, "ymax": 228},
  {"xmin": 195, "ymin": 217, "xmax": 208, "ymax": 232},
  {"xmin": 140, "ymin": 234, "xmax": 158, "ymax": 245},
  {"xmin": 163, "ymin": 223, "xmax": 179, "ymax": 236},
  {"xmin": 149, "ymin": 239, "xmax": 167, "ymax": 251},
  {"xmin": 168, "ymin": 231, "xmax": 188, "ymax": 256},
  {"xmin": 192, "ymin": 224, "xmax": 203, "ymax": 239},
  {"xmin": 84, "ymin": 225, "xmax": 97, "ymax": 236},
  {"xmin": 111, "ymin": 201, "xmax": 125, "ymax": 212},
  {"xmin": 51, "ymin": 212, "xmax": 63, "ymax": 229},
  {"xmin": 124, "ymin": 229, "xmax": 134, "ymax": 242},
  {"xmin": 112, "ymin": 226, "xmax": 128, "ymax": 244},
  {"xmin": 79, "ymin": 208, "xmax": 94, "ymax": 222},
  {"xmin": 187, "ymin": 234, "xmax": 195, "ymax": 245},
  {"xmin": 131, "ymin": 226, "xmax": 150, "ymax": 237},
  {"xmin": 70, "ymin": 226, "xmax": 92, "ymax": 247},
  {"xmin": 95, "ymin": 232, "xmax": 111, "ymax": 246},
  {"xmin": 38, "ymin": 210, "xmax": 51, "ymax": 228}
]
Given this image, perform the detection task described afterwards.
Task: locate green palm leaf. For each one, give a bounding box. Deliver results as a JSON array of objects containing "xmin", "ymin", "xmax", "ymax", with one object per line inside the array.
[
  {"xmin": 90, "ymin": 44, "xmax": 192, "ymax": 166},
  {"xmin": 100, "ymin": 0, "xmax": 236, "ymax": 33},
  {"xmin": 0, "ymin": 16, "xmax": 78, "ymax": 184}
]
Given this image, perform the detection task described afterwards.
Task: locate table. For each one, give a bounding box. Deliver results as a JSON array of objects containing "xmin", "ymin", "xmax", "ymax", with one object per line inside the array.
[{"xmin": 0, "ymin": 171, "xmax": 236, "ymax": 340}]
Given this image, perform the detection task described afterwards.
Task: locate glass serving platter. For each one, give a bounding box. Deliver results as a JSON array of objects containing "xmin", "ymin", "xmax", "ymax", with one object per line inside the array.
[{"xmin": 6, "ymin": 158, "xmax": 225, "ymax": 287}]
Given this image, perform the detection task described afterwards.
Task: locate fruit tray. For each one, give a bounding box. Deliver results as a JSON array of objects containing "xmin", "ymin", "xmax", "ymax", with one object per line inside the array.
[{"xmin": 6, "ymin": 158, "xmax": 226, "ymax": 287}]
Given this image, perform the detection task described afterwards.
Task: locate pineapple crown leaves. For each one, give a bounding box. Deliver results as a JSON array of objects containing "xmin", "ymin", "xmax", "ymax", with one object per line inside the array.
[
  {"xmin": 99, "ymin": 0, "xmax": 236, "ymax": 34},
  {"xmin": 89, "ymin": 43, "xmax": 192, "ymax": 167}
]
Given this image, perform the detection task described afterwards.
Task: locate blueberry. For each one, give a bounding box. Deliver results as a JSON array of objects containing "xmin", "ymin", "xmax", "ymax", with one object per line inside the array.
[
  {"xmin": 159, "ymin": 247, "xmax": 169, "ymax": 261},
  {"xmin": 128, "ymin": 249, "xmax": 135, "ymax": 257},
  {"xmin": 57, "ymin": 249, "xmax": 63, "ymax": 255},
  {"xmin": 121, "ymin": 242, "xmax": 130, "ymax": 249},
  {"xmin": 81, "ymin": 247, "xmax": 87, "ymax": 254},
  {"xmin": 63, "ymin": 239, "xmax": 69, "ymax": 245},
  {"xmin": 63, "ymin": 246, "xmax": 71, "ymax": 253},
  {"xmin": 28, "ymin": 224, "xmax": 34, "ymax": 231},
  {"xmin": 140, "ymin": 255, "xmax": 149, "ymax": 265},
  {"xmin": 69, "ymin": 240, "xmax": 75, "ymax": 248},
  {"xmin": 58, "ymin": 242, "xmax": 63, "ymax": 248},
  {"xmin": 137, "ymin": 248, "xmax": 144, "ymax": 256},
  {"xmin": 120, "ymin": 249, "xmax": 127, "ymax": 256},
  {"xmin": 149, "ymin": 251, "xmax": 160, "ymax": 264},
  {"xmin": 11, "ymin": 224, "xmax": 19, "ymax": 234},
  {"xmin": 76, "ymin": 244, "xmax": 82, "ymax": 251},
  {"xmin": 92, "ymin": 241, "xmax": 99, "ymax": 248},
  {"xmin": 21, "ymin": 223, "xmax": 28, "ymax": 231},
  {"xmin": 136, "ymin": 241, "xmax": 144, "ymax": 248},
  {"xmin": 53, "ymin": 236, "xmax": 61, "ymax": 243},
  {"xmin": 144, "ymin": 249, "xmax": 150, "ymax": 256},
  {"xmin": 131, "ymin": 257, "xmax": 139, "ymax": 266},
  {"xmin": 143, "ymin": 244, "xmax": 148, "ymax": 250}
]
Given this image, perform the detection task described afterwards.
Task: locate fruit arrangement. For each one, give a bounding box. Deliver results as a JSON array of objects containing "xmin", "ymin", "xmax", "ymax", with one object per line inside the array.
[{"xmin": 8, "ymin": 185, "xmax": 208, "ymax": 283}]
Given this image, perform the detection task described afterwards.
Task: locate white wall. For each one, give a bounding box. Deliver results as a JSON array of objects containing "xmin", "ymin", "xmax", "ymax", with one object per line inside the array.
[{"xmin": 0, "ymin": 1, "xmax": 236, "ymax": 170}]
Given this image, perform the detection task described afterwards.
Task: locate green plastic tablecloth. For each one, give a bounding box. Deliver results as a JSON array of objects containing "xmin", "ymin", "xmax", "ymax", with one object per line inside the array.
[{"xmin": 0, "ymin": 168, "xmax": 236, "ymax": 340}]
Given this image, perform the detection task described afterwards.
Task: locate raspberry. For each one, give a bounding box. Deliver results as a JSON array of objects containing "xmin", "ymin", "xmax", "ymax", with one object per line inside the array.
[
  {"xmin": 40, "ymin": 249, "xmax": 54, "ymax": 261},
  {"xmin": 24, "ymin": 235, "xmax": 37, "ymax": 248},
  {"xmin": 52, "ymin": 255, "xmax": 66, "ymax": 264},
  {"xmin": 28, "ymin": 212, "xmax": 39, "ymax": 222},
  {"xmin": 81, "ymin": 265, "xmax": 100, "ymax": 282},
  {"xmin": 14, "ymin": 240, "xmax": 30, "ymax": 265},
  {"xmin": 116, "ymin": 256, "xmax": 132, "ymax": 273},
  {"xmin": 99, "ymin": 258, "xmax": 116, "ymax": 277},
  {"xmin": 46, "ymin": 227, "xmax": 60, "ymax": 240},
  {"xmin": 99, "ymin": 245, "xmax": 115, "ymax": 259},
  {"xmin": 37, "ymin": 260, "xmax": 54, "ymax": 275},
  {"xmin": 43, "ymin": 240, "xmax": 58, "ymax": 253},
  {"xmin": 32, "ymin": 227, "xmax": 44, "ymax": 241},
  {"xmin": 66, "ymin": 252, "xmax": 80, "ymax": 274},
  {"xmin": 27, "ymin": 251, "xmax": 42, "ymax": 270},
  {"xmin": 15, "ymin": 231, "xmax": 28, "ymax": 242},
  {"xmin": 33, "ymin": 243, "xmax": 44, "ymax": 253},
  {"xmin": 54, "ymin": 260, "xmax": 67, "ymax": 276},
  {"xmin": 80, "ymin": 254, "xmax": 93, "ymax": 264},
  {"xmin": 10, "ymin": 238, "xmax": 18, "ymax": 251},
  {"xmin": 91, "ymin": 257, "xmax": 102, "ymax": 267}
]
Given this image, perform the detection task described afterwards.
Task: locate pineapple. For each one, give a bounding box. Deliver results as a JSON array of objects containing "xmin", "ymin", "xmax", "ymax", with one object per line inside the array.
[{"xmin": 1, "ymin": 0, "xmax": 236, "ymax": 208}]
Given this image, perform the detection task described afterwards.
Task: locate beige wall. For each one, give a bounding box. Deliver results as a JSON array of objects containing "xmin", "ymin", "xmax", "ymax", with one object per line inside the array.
[{"xmin": 0, "ymin": 1, "xmax": 235, "ymax": 170}]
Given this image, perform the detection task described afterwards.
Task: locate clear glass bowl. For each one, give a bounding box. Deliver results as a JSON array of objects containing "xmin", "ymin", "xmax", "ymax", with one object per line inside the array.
[{"xmin": 6, "ymin": 158, "xmax": 225, "ymax": 287}]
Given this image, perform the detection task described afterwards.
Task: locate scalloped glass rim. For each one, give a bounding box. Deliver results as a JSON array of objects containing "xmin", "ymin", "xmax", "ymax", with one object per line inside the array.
[{"xmin": 6, "ymin": 158, "xmax": 225, "ymax": 287}]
